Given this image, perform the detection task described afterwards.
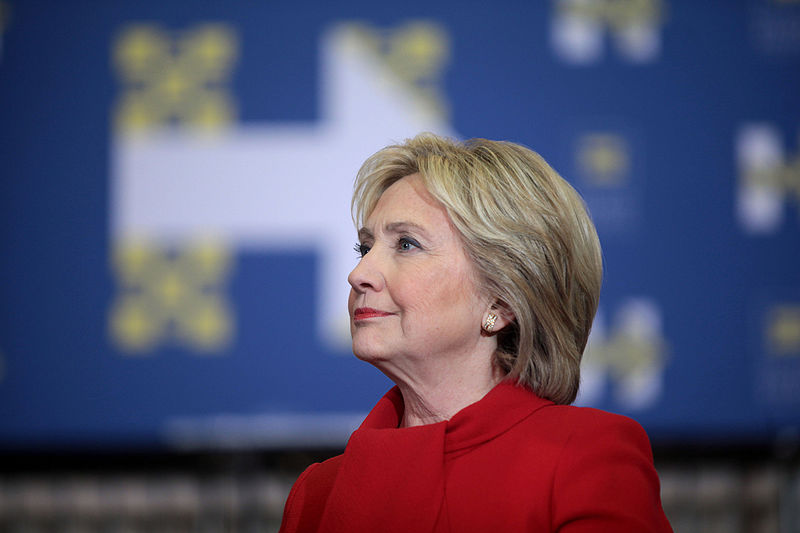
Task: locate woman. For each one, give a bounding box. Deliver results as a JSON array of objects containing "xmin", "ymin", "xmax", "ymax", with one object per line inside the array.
[{"xmin": 280, "ymin": 134, "xmax": 672, "ymax": 532}]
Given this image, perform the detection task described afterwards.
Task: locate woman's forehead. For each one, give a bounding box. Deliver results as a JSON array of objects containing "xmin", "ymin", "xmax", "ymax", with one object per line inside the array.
[{"xmin": 365, "ymin": 175, "xmax": 451, "ymax": 230}]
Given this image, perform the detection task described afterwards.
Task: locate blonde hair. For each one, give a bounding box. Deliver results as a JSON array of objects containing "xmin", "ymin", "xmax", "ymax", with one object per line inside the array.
[{"xmin": 352, "ymin": 133, "xmax": 602, "ymax": 405}]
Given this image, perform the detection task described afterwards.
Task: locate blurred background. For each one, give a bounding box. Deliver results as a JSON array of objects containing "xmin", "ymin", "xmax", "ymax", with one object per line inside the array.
[{"xmin": 1, "ymin": 0, "xmax": 799, "ymax": 531}]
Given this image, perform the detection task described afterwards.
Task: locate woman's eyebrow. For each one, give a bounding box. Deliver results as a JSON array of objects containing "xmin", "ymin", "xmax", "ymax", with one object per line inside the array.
[
  {"xmin": 385, "ymin": 221, "xmax": 428, "ymax": 237},
  {"xmin": 357, "ymin": 227, "xmax": 373, "ymax": 241},
  {"xmin": 358, "ymin": 222, "xmax": 430, "ymax": 241}
]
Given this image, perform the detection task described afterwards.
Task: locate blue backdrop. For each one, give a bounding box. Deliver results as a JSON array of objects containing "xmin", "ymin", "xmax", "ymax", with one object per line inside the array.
[{"xmin": 1, "ymin": 0, "xmax": 799, "ymax": 449}]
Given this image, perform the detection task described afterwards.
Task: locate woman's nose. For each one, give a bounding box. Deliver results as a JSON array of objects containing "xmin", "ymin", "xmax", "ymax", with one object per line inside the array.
[{"xmin": 347, "ymin": 250, "xmax": 384, "ymax": 293}]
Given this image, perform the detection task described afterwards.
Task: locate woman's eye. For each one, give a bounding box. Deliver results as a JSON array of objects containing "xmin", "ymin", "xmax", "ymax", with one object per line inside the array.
[
  {"xmin": 398, "ymin": 237, "xmax": 420, "ymax": 252},
  {"xmin": 353, "ymin": 242, "xmax": 371, "ymax": 257}
]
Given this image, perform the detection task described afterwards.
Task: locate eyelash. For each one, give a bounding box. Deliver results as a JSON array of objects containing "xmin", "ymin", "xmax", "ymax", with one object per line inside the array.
[
  {"xmin": 354, "ymin": 242, "xmax": 370, "ymax": 258},
  {"xmin": 353, "ymin": 236, "xmax": 421, "ymax": 258}
]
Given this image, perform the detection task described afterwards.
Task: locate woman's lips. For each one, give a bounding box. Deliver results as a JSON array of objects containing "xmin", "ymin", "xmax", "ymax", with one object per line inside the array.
[{"xmin": 353, "ymin": 307, "xmax": 393, "ymax": 320}]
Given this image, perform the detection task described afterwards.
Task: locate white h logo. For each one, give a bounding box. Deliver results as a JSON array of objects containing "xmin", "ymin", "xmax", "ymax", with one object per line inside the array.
[
  {"xmin": 737, "ymin": 124, "xmax": 800, "ymax": 234},
  {"xmin": 577, "ymin": 298, "xmax": 668, "ymax": 410},
  {"xmin": 550, "ymin": 0, "xmax": 665, "ymax": 64},
  {"xmin": 111, "ymin": 23, "xmax": 458, "ymax": 351}
]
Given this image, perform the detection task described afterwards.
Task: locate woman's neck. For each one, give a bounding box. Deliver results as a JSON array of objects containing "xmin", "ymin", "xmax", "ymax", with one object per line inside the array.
[{"xmin": 396, "ymin": 362, "xmax": 506, "ymax": 428}]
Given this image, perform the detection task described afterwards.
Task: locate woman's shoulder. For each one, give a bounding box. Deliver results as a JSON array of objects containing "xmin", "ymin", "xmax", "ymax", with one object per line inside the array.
[
  {"xmin": 499, "ymin": 398, "xmax": 656, "ymax": 470},
  {"xmin": 480, "ymin": 382, "xmax": 651, "ymax": 452},
  {"xmin": 539, "ymin": 405, "xmax": 670, "ymax": 531},
  {"xmin": 528, "ymin": 400, "xmax": 651, "ymax": 443},
  {"xmin": 278, "ymin": 455, "xmax": 343, "ymax": 533},
  {"xmin": 292, "ymin": 454, "xmax": 344, "ymax": 497},
  {"xmin": 508, "ymin": 401, "xmax": 671, "ymax": 531}
]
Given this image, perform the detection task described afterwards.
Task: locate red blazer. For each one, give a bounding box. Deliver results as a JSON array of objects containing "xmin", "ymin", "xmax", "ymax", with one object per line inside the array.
[{"xmin": 280, "ymin": 382, "xmax": 672, "ymax": 533}]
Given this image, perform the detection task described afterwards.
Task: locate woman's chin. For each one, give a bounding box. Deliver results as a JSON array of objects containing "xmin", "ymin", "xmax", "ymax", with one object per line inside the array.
[
  {"xmin": 352, "ymin": 342, "xmax": 393, "ymax": 366},
  {"xmin": 352, "ymin": 347, "xmax": 382, "ymax": 363}
]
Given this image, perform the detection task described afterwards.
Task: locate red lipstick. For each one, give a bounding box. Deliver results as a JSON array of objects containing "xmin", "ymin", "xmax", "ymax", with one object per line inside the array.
[{"xmin": 354, "ymin": 307, "xmax": 392, "ymax": 320}]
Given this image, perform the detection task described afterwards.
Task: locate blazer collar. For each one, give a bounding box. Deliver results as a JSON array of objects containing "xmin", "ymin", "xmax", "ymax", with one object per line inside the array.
[{"xmin": 359, "ymin": 380, "xmax": 554, "ymax": 453}]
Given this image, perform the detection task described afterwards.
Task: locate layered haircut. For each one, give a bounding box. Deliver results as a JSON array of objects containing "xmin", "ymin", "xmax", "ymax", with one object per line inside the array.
[{"xmin": 352, "ymin": 133, "xmax": 603, "ymax": 405}]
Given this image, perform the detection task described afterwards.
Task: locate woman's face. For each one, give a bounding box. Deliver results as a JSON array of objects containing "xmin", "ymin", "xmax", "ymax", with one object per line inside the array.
[{"xmin": 347, "ymin": 174, "xmax": 489, "ymax": 376}]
